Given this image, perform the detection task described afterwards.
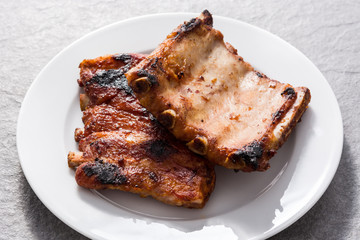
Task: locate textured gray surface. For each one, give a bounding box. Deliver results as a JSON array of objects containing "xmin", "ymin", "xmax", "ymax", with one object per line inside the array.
[{"xmin": 1, "ymin": 0, "xmax": 359, "ymax": 239}]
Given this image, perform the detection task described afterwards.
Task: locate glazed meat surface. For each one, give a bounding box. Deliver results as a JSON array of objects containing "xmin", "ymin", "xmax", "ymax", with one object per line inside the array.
[
  {"xmin": 126, "ymin": 10, "xmax": 311, "ymax": 171},
  {"xmin": 68, "ymin": 53, "xmax": 215, "ymax": 208}
]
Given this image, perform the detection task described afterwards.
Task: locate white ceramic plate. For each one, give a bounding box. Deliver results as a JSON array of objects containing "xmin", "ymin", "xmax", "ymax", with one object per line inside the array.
[{"xmin": 17, "ymin": 13, "xmax": 343, "ymax": 240}]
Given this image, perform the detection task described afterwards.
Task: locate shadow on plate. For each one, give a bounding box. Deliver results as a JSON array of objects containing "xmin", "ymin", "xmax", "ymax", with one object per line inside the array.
[{"xmin": 269, "ymin": 136, "xmax": 355, "ymax": 239}]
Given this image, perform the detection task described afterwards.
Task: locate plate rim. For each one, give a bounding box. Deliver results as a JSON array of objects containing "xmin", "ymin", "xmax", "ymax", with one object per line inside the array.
[{"xmin": 17, "ymin": 12, "xmax": 344, "ymax": 240}]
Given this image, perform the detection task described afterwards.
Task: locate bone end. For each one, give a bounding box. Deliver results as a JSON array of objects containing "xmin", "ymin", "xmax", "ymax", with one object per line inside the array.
[
  {"xmin": 187, "ymin": 136, "xmax": 208, "ymax": 155},
  {"xmin": 158, "ymin": 109, "xmax": 177, "ymax": 129}
]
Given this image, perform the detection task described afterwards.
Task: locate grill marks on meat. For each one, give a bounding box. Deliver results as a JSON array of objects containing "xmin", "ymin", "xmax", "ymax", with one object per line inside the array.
[
  {"xmin": 126, "ymin": 10, "xmax": 311, "ymax": 171},
  {"xmin": 78, "ymin": 54, "xmax": 143, "ymax": 105},
  {"xmin": 68, "ymin": 54, "xmax": 215, "ymax": 208}
]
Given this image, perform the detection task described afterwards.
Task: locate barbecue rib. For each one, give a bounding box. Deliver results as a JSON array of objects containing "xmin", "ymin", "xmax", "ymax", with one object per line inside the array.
[
  {"xmin": 68, "ymin": 53, "xmax": 215, "ymax": 208},
  {"xmin": 126, "ymin": 10, "xmax": 311, "ymax": 171}
]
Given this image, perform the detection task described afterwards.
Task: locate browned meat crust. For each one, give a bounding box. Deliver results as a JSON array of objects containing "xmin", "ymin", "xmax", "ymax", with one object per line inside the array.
[
  {"xmin": 126, "ymin": 10, "xmax": 311, "ymax": 171},
  {"xmin": 68, "ymin": 53, "xmax": 215, "ymax": 208}
]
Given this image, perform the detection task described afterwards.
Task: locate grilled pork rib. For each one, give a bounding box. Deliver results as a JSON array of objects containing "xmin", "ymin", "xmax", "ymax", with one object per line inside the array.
[
  {"xmin": 126, "ymin": 10, "xmax": 311, "ymax": 171},
  {"xmin": 68, "ymin": 54, "xmax": 215, "ymax": 208}
]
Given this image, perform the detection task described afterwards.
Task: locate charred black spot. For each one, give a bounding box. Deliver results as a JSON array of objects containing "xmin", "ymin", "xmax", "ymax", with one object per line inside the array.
[
  {"xmin": 272, "ymin": 109, "xmax": 285, "ymax": 123},
  {"xmin": 201, "ymin": 9, "xmax": 213, "ymax": 26},
  {"xmin": 88, "ymin": 69, "xmax": 133, "ymax": 95},
  {"xmin": 82, "ymin": 159, "xmax": 127, "ymax": 185},
  {"xmin": 256, "ymin": 72, "xmax": 263, "ymax": 78},
  {"xmin": 281, "ymin": 87, "xmax": 296, "ymax": 99},
  {"xmin": 177, "ymin": 71, "xmax": 184, "ymax": 79},
  {"xmin": 179, "ymin": 10, "xmax": 213, "ymax": 32},
  {"xmin": 151, "ymin": 57, "xmax": 159, "ymax": 68},
  {"xmin": 181, "ymin": 18, "xmax": 200, "ymax": 33},
  {"xmin": 148, "ymin": 171, "xmax": 158, "ymax": 182},
  {"xmin": 142, "ymin": 139, "xmax": 177, "ymax": 160},
  {"xmin": 230, "ymin": 141, "xmax": 263, "ymax": 170},
  {"xmin": 149, "ymin": 139, "xmax": 176, "ymax": 157},
  {"xmin": 89, "ymin": 138, "xmax": 111, "ymax": 155},
  {"xmin": 149, "ymin": 57, "xmax": 166, "ymax": 74},
  {"xmin": 113, "ymin": 54, "xmax": 132, "ymax": 63},
  {"xmin": 174, "ymin": 10, "xmax": 212, "ymax": 39},
  {"xmin": 137, "ymin": 69, "xmax": 158, "ymax": 86}
]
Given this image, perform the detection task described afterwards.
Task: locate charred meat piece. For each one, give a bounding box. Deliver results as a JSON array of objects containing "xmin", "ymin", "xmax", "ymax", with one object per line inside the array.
[
  {"xmin": 68, "ymin": 54, "xmax": 215, "ymax": 208},
  {"xmin": 126, "ymin": 10, "xmax": 311, "ymax": 171}
]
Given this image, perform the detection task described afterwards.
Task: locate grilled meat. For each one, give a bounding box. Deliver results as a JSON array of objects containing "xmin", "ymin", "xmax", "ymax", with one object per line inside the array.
[
  {"xmin": 126, "ymin": 10, "xmax": 311, "ymax": 171},
  {"xmin": 68, "ymin": 54, "xmax": 215, "ymax": 208}
]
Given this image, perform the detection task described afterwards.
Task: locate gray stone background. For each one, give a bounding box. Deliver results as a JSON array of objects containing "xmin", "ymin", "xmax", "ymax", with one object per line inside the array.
[{"xmin": 1, "ymin": 0, "xmax": 359, "ymax": 239}]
